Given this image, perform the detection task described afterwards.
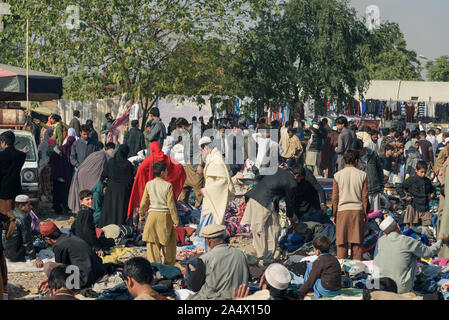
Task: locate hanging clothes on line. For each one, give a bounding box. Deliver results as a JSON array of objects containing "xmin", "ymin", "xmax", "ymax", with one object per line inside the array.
[
  {"xmin": 405, "ymin": 102, "xmax": 415, "ymax": 123},
  {"xmin": 435, "ymin": 103, "xmax": 449, "ymax": 121},
  {"xmin": 417, "ymin": 102, "xmax": 425, "ymax": 119},
  {"xmin": 233, "ymin": 98, "xmax": 240, "ymax": 115},
  {"xmin": 399, "ymin": 101, "xmax": 406, "ymax": 117},
  {"xmin": 426, "ymin": 102, "xmax": 435, "ymax": 118}
]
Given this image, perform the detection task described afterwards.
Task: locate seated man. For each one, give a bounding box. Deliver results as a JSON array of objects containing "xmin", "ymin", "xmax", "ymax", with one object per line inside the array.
[
  {"xmin": 187, "ymin": 224, "xmax": 250, "ymax": 300},
  {"xmin": 234, "ymin": 263, "xmax": 292, "ymax": 300},
  {"xmin": 38, "ymin": 221, "xmax": 107, "ymax": 293},
  {"xmin": 3, "ymin": 195, "xmax": 43, "ymax": 268},
  {"xmin": 42, "ymin": 264, "xmax": 79, "ymax": 300},
  {"xmin": 293, "ymin": 166, "xmax": 327, "ymax": 223},
  {"xmin": 298, "ymin": 236, "xmax": 341, "ymax": 298},
  {"xmin": 71, "ymin": 190, "xmax": 114, "ymax": 256},
  {"xmin": 374, "ymin": 216, "xmax": 449, "ymax": 294},
  {"xmin": 362, "ymin": 277, "xmax": 421, "ymax": 300},
  {"xmin": 122, "ymin": 257, "xmax": 168, "ymax": 300}
]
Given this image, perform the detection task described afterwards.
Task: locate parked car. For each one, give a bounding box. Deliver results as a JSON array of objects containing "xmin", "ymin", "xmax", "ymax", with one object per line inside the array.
[{"xmin": 0, "ymin": 129, "xmax": 39, "ymax": 210}]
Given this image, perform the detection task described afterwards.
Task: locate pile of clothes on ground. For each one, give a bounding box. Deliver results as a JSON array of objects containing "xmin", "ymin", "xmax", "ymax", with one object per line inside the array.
[
  {"xmin": 176, "ymin": 201, "xmax": 202, "ymax": 226},
  {"xmin": 224, "ymin": 196, "xmax": 251, "ymax": 237},
  {"xmin": 173, "ymin": 200, "xmax": 205, "ymax": 262},
  {"xmin": 274, "ymin": 196, "xmax": 448, "ymax": 300},
  {"xmin": 76, "ymin": 263, "xmax": 185, "ymax": 300},
  {"xmin": 279, "ymin": 208, "xmax": 336, "ymax": 255}
]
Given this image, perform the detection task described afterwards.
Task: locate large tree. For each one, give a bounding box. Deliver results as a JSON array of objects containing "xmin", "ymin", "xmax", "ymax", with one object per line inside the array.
[
  {"xmin": 426, "ymin": 56, "xmax": 449, "ymax": 82},
  {"xmin": 154, "ymin": 38, "xmax": 242, "ymax": 107},
  {"xmin": 0, "ymin": 0, "xmax": 251, "ymax": 129},
  {"xmin": 235, "ymin": 0, "xmax": 374, "ymax": 115},
  {"xmin": 365, "ymin": 22, "xmax": 422, "ymax": 81}
]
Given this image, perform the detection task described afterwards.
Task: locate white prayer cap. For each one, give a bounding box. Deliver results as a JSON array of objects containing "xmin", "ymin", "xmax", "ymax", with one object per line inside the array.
[
  {"xmin": 379, "ymin": 216, "xmax": 397, "ymax": 233},
  {"xmin": 312, "ymin": 124, "xmax": 319, "ymax": 130},
  {"xmin": 198, "ymin": 136, "xmax": 212, "ymax": 147},
  {"xmin": 437, "ymin": 126, "xmax": 442, "ymax": 130},
  {"xmin": 15, "ymin": 194, "xmax": 30, "ymax": 203},
  {"xmin": 332, "ymin": 126, "xmax": 337, "ymax": 131},
  {"xmin": 264, "ymin": 263, "xmax": 291, "ymax": 290}
]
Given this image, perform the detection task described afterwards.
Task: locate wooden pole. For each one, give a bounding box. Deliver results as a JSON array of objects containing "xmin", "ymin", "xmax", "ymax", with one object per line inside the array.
[{"xmin": 26, "ymin": 18, "xmax": 30, "ymax": 111}]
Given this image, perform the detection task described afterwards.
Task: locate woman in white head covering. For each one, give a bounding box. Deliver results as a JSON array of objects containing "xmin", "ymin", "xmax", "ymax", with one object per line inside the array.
[{"xmin": 63, "ymin": 128, "xmax": 79, "ymax": 145}]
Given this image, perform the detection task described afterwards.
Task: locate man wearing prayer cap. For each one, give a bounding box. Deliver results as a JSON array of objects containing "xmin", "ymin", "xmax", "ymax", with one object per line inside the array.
[
  {"xmin": 233, "ymin": 263, "xmax": 292, "ymax": 300},
  {"xmin": 187, "ymin": 224, "xmax": 249, "ymax": 300},
  {"xmin": 436, "ymin": 126, "xmax": 443, "ymax": 144},
  {"xmin": 374, "ymin": 215, "xmax": 449, "ymax": 294},
  {"xmin": 3, "ymin": 195, "xmax": 42, "ymax": 269},
  {"xmin": 37, "ymin": 221, "xmax": 107, "ymax": 294}
]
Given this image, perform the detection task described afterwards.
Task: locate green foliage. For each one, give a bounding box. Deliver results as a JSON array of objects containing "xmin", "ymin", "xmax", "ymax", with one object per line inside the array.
[
  {"xmin": 154, "ymin": 38, "xmax": 242, "ymax": 101},
  {"xmin": 0, "ymin": 0, "xmax": 251, "ymax": 127},
  {"xmin": 235, "ymin": 0, "xmax": 373, "ymax": 114},
  {"xmin": 365, "ymin": 22, "xmax": 422, "ymax": 81},
  {"xmin": 426, "ymin": 56, "xmax": 449, "ymax": 82},
  {"xmin": 0, "ymin": 0, "xmax": 423, "ymax": 120}
]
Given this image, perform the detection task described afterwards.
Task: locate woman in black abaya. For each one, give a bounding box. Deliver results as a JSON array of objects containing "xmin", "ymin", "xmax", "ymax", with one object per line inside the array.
[{"xmin": 98, "ymin": 145, "xmax": 134, "ymax": 227}]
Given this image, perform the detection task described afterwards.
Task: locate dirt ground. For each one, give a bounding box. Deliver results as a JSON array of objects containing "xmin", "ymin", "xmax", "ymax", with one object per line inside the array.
[
  {"xmin": 7, "ymin": 201, "xmax": 258, "ymax": 300},
  {"xmin": 7, "ymin": 200, "xmax": 67, "ymax": 300}
]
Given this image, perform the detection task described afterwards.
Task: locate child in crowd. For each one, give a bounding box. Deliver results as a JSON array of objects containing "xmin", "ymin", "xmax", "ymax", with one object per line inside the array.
[
  {"xmin": 92, "ymin": 181, "xmax": 107, "ymax": 227},
  {"xmin": 399, "ymin": 160, "xmax": 435, "ymax": 228},
  {"xmin": 298, "ymin": 236, "xmax": 342, "ymax": 299},
  {"xmin": 380, "ymin": 144, "xmax": 394, "ymax": 184},
  {"xmin": 71, "ymin": 190, "xmax": 108, "ymax": 257},
  {"xmin": 139, "ymin": 161, "xmax": 178, "ymax": 265}
]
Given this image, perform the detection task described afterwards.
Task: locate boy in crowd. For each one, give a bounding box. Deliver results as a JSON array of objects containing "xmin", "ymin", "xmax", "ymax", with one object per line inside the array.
[
  {"xmin": 71, "ymin": 190, "xmax": 113, "ymax": 257},
  {"xmin": 380, "ymin": 144, "xmax": 395, "ymax": 184},
  {"xmin": 139, "ymin": 161, "xmax": 178, "ymax": 265},
  {"xmin": 298, "ymin": 236, "xmax": 341, "ymax": 299},
  {"xmin": 70, "ymin": 124, "xmax": 98, "ymax": 169},
  {"xmin": 398, "ymin": 161, "xmax": 435, "ymax": 228}
]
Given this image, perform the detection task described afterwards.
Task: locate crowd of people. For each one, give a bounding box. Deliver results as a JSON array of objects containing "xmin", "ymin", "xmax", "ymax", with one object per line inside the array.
[{"xmin": 0, "ymin": 106, "xmax": 449, "ymax": 301}]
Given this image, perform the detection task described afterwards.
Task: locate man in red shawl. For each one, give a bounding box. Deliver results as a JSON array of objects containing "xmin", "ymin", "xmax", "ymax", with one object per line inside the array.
[{"xmin": 127, "ymin": 141, "xmax": 186, "ymax": 224}]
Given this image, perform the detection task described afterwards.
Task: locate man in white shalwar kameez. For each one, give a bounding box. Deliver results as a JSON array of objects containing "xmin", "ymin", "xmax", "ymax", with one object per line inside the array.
[{"xmin": 195, "ymin": 137, "xmax": 235, "ymax": 242}]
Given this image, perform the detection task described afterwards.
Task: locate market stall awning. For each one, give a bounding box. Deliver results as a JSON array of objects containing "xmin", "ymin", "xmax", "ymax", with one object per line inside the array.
[
  {"xmin": 0, "ymin": 64, "xmax": 63, "ymax": 101},
  {"xmin": 355, "ymin": 80, "xmax": 449, "ymax": 102}
]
